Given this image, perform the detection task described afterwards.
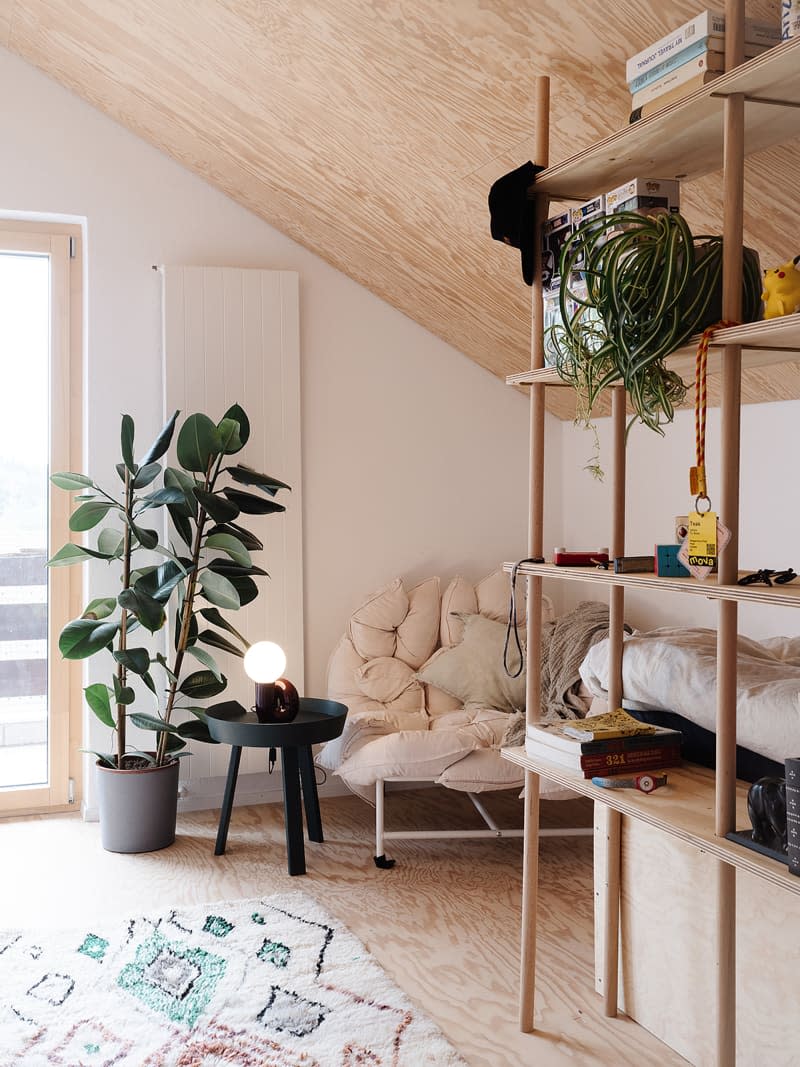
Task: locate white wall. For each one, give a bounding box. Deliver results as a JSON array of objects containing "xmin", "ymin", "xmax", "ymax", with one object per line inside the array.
[
  {"xmin": 0, "ymin": 47, "xmax": 561, "ymax": 810},
  {"xmin": 558, "ymin": 401, "xmax": 800, "ymax": 640}
]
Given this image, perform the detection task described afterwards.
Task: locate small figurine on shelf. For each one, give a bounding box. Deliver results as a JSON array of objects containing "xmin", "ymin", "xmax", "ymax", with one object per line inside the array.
[
  {"xmin": 747, "ymin": 776, "xmax": 787, "ymax": 854},
  {"xmin": 761, "ymin": 255, "xmax": 800, "ymax": 319}
]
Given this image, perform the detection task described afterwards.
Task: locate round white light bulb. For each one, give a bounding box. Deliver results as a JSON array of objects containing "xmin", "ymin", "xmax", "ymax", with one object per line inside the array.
[{"xmin": 243, "ymin": 641, "xmax": 287, "ymax": 684}]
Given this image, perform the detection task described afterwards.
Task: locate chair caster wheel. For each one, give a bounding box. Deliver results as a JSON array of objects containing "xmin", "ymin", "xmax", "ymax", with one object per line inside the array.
[{"xmin": 374, "ymin": 854, "xmax": 395, "ymax": 869}]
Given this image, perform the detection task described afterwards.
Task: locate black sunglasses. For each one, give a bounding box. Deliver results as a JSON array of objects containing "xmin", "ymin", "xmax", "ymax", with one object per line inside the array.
[{"xmin": 737, "ymin": 568, "xmax": 798, "ymax": 587}]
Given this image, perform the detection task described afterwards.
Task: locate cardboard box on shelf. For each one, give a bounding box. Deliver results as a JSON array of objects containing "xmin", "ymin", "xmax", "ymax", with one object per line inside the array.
[{"xmin": 606, "ymin": 177, "xmax": 680, "ymax": 217}]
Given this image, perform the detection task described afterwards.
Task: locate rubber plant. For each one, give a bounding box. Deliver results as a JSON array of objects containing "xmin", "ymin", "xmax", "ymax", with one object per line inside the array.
[
  {"xmin": 547, "ymin": 210, "xmax": 762, "ymax": 438},
  {"xmin": 48, "ymin": 405, "xmax": 289, "ymax": 769}
]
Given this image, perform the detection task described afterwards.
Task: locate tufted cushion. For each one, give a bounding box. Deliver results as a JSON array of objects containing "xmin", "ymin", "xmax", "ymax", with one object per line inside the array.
[
  {"xmin": 439, "ymin": 575, "xmax": 478, "ymax": 648},
  {"xmin": 395, "ymin": 576, "xmax": 441, "ymax": 668},
  {"xmin": 416, "ymin": 613, "xmax": 526, "ymax": 714},
  {"xmin": 348, "ymin": 577, "xmax": 409, "ymax": 661},
  {"xmin": 355, "ymin": 657, "xmax": 423, "ymax": 709}
]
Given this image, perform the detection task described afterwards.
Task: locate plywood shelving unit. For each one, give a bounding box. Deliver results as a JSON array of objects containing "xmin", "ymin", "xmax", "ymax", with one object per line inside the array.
[{"xmin": 500, "ymin": 10, "xmax": 800, "ymax": 1066}]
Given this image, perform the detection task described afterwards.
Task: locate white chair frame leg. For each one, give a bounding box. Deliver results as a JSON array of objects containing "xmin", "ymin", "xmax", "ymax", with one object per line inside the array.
[{"xmin": 373, "ymin": 777, "xmax": 591, "ymax": 868}]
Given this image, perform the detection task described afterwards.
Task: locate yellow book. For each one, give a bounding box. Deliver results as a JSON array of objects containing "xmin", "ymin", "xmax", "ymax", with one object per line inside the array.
[{"xmin": 562, "ymin": 708, "xmax": 657, "ymax": 741}]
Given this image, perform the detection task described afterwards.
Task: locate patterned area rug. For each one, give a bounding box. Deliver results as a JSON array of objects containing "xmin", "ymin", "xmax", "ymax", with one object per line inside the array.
[{"xmin": 0, "ymin": 892, "xmax": 466, "ymax": 1066}]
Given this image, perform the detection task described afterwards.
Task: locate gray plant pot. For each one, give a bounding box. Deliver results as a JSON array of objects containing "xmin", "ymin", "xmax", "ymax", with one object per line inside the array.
[{"xmin": 96, "ymin": 757, "xmax": 180, "ymax": 853}]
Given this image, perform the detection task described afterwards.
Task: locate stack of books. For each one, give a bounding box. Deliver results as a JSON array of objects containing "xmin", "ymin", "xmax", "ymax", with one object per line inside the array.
[
  {"xmin": 526, "ymin": 708, "xmax": 682, "ymax": 778},
  {"xmin": 626, "ymin": 9, "xmax": 780, "ymax": 124}
]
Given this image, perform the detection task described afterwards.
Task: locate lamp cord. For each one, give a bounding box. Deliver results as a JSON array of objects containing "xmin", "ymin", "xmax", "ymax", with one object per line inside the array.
[{"xmin": 503, "ymin": 559, "xmax": 542, "ymax": 677}]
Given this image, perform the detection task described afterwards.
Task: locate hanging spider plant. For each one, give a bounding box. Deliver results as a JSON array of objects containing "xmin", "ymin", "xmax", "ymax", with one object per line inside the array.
[{"xmin": 547, "ymin": 210, "xmax": 762, "ymax": 435}]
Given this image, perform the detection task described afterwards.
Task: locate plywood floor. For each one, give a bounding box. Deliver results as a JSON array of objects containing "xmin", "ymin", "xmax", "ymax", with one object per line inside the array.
[{"xmin": 0, "ymin": 789, "xmax": 686, "ymax": 1066}]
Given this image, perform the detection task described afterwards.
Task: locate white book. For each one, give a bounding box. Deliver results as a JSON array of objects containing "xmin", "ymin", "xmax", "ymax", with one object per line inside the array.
[{"xmin": 625, "ymin": 10, "xmax": 780, "ymax": 82}]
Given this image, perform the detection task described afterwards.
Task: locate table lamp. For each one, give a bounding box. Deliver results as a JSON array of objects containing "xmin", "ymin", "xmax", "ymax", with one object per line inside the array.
[{"xmin": 243, "ymin": 640, "xmax": 300, "ymax": 723}]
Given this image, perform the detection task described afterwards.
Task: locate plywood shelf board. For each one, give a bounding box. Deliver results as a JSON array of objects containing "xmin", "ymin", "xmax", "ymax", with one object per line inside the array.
[
  {"xmin": 534, "ymin": 39, "xmax": 800, "ymax": 199},
  {"xmin": 507, "ymin": 313, "xmax": 800, "ymax": 388},
  {"xmin": 502, "ymin": 561, "xmax": 800, "ymax": 608},
  {"xmin": 502, "ymin": 750, "xmax": 800, "ymax": 897}
]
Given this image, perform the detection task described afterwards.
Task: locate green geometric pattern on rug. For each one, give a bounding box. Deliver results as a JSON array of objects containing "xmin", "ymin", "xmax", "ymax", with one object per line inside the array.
[
  {"xmin": 117, "ymin": 929, "xmax": 226, "ymax": 1026},
  {"xmin": 203, "ymin": 915, "xmax": 234, "ymax": 938},
  {"xmin": 257, "ymin": 937, "xmax": 290, "ymax": 967},
  {"xmin": 77, "ymin": 933, "xmax": 109, "ymax": 962}
]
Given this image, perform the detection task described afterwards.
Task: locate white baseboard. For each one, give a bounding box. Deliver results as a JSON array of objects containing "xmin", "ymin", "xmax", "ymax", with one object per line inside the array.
[{"xmin": 81, "ymin": 768, "xmax": 354, "ymax": 822}]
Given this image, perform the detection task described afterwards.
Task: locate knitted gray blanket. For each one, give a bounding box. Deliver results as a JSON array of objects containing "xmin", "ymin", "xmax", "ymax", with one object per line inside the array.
[{"xmin": 501, "ymin": 600, "xmax": 619, "ymax": 747}]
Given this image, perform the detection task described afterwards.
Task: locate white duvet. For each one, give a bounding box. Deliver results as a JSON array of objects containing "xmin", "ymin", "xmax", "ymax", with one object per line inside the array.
[{"xmin": 580, "ymin": 627, "xmax": 800, "ymax": 764}]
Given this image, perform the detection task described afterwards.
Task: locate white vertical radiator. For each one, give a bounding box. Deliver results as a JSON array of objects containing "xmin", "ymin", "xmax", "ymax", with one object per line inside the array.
[{"xmin": 161, "ymin": 266, "xmax": 303, "ymax": 782}]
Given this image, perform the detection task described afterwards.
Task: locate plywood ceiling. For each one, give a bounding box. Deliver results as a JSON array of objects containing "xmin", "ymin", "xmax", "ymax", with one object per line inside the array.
[{"xmin": 2, "ymin": 0, "xmax": 798, "ymax": 418}]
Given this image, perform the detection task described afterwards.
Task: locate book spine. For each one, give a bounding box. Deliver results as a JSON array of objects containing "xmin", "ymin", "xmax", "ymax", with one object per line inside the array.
[
  {"xmin": 629, "ymin": 73, "xmax": 721, "ymax": 123},
  {"xmin": 581, "ymin": 746, "xmax": 681, "ymax": 776},
  {"xmin": 580, "ymin": 733, "xmax": 682, "ymax": 755},
  {"xmin": 786, "ymin": 757, "xmax": 800, "ymax": 876},
  {"xmin": 631, "ymin": 63, "xmax": 719, "ymax": 107},
  {"xmin": 625, "ymin": 11, "xmax": 718, "ymax": 81},
  {"xmin": 628, "ymin": 37, "xmax": 712, "ymax": 93},
  {"xmin": 626, "ymin": 12, "xmax": 779, "ymax": 80}
]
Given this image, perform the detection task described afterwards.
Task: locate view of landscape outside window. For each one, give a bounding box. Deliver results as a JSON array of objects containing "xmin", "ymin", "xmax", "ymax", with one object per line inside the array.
[{"xmin": 0, "ymin": 252, "xmax": 49, "ymax": 789}]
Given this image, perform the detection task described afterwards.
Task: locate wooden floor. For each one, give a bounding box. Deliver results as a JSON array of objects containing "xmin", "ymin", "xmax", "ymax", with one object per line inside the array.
[{"xmin": 0, "ymin": 788, "xmax": 687, "ymax": 1067}]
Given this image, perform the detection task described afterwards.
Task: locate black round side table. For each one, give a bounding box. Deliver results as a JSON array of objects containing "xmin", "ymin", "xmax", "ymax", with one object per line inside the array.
[{"xmin": 206, "ymin": 698, "xmax": 347, "ymax": 876}]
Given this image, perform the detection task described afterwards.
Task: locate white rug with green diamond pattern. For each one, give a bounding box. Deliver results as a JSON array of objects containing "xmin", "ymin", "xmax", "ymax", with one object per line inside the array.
[{"xmin": 0, "ymin": 891, "xmax": 466, "ymax": 1066}]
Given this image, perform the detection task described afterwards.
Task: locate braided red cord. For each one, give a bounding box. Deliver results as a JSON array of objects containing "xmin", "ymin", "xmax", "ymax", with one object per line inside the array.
[{"xmin": 694, "ymin": 321, "xmax": 738, "ymax": 484}]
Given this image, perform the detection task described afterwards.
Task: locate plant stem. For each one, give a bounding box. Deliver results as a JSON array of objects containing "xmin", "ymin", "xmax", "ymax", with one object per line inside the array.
[
  {"xmin": 116, "ymin": 470, "xmax": 133, "ymax": 766},
  {"xmin": 156, "ymin": 456, "xmax": 218, "ymax": 765}
]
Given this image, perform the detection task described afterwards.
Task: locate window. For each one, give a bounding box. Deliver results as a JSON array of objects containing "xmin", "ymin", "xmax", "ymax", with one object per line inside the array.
[{"xmin": 0, "ymin": 227, "xmax": 81, "ymax": 814}]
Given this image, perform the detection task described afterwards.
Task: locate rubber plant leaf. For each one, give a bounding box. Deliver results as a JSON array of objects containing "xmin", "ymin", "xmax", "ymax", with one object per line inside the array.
[
  {"xmin": 132, "ymin": 462, "xmax": 162, "ymax": 489},
  {"xmin": 227, "ymin": 464, "xmax": 290, "ymax": 496},
  {"xmin": 208, "ymin": 560, "xmax": 267, "ymax": 579},
  {"xmin": 68, "ymin": 501, "xmax": 115, "ymax": 532},
  {"xmin": 199, "ymin": 607, "xmax": 249, "ymax": 648},
  {"xmin": 185, "ymin": 644, "xmax": 223, "ymax": 681},
  {"xmin": 59, "ymin": 619, "xmax": 119, "ymax": 659},
  {"xmin": 81, "ymin": 597, "xmax": 117, "ymax": 621},
  {"xmin": 177, "ymin": 718, "xmax": 216, "ymax": 743},
  {"xmin": 47, "ymin": 543, "xmax": 115, "ymax": 566},
  {"xmin": 222, "ymin": 488, "xmax": 286, "ymax": 515},
  {"xmin": 50, "ymin": 472, "xmax": 94, "ymax": 491},
  {"xmin": 206, "ymin": 521, "xmax": 263, "ymax": 552},
  {"xmin": 223, "ymin": 403, "xmax": 250, "ymax": 447},
  {"xmin": 179, "ymin": 670, "xmax": 228, "ymax": 699},
  {"xmin": 197, "ymin": 628, "xmax": 245, "ymax": 658},
  {"xmin": 118, "ymin": 587, "xmax": 166, "ymax": 633},
  {"xmin": 204, "ymin": 532, "xmax": 251, "ymax": 568},
  {"xmin": 121, "ymin": 414, "xmax": 136, "ymax": 472},
  {"xmin": 139, "ymin": 409, "xmax": 179, "ymax": 467},
  {"xmin": 96, "ymin": 528, "xmax": 124, "ymax": 558},
  {"xmin": 128, "ymin": 712, "xmax": 181, "ymax": 735},
  {"xmin": 194, "ymin": 488, "xmax": 239, "ymax": 524},
  {"xmin": 199, "ymin": 570, "xmax": 241, "ymax": 611},
  {"xmin": 176, "ymin": 413, "xmax": 222, "ymax": 473},
  {"xmin": 111, "ymin": 646, "xmax": 151, "ymax": 676},
  {"xmin": 217, "ymin": 417, "xmax": 243, "ymax": 455},
  {"xmin": 84, "ymin": 683, "xmax": 116, "ymax": 728},
  {"xmin": 138, "ymin": 487, "xmax": 186, "ymax": 509}
]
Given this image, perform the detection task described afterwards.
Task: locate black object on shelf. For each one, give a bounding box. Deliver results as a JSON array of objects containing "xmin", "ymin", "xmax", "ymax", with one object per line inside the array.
[
  {"xmin": 625, "ymin": 707, "xmax": 784, "ymax": 783},
  {"xmin": 725, "ymin": 829, "xmax": 789, "ymax": 866},
  {"xmin": 785, "ymin": 757, "xmax": 800, "ymax": 876}
]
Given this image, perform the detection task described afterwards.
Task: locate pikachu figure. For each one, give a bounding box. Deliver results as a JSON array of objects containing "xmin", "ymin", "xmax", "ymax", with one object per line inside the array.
[{"xmin": 761, "ymin": 255, "xmax": 800, "ymax": 319}]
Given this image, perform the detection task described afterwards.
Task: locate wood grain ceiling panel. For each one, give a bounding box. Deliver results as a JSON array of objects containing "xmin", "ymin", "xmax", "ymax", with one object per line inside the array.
[{"xmin": 4, "ymin": 0, "xmax": 798, "ymax": 418}]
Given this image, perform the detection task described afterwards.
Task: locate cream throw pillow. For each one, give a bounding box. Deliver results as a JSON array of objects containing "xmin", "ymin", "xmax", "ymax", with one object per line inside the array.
[{"xmin": 416, "ymin": 613, "xmax": 526, "ymax": 714}]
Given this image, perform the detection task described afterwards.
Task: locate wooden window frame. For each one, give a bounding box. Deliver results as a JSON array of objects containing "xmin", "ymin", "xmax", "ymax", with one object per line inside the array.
[{"xmin": 0, "ymin": 222, "xmax": 83, "ymax": 817}]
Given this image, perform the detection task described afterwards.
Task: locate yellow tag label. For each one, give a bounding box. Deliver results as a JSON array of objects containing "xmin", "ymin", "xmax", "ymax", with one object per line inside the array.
[
  {"xmin": 688, "ymin": 510, "xmax": 717, "ymax": 567},
  {"xmin": 689, "ymin": 466, "xmax": 707, "ymax": 496}
]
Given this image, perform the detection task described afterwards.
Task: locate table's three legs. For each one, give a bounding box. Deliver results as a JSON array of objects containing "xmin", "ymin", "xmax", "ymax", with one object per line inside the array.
[{"xmin": 214, "ymin": 743, "xmax": 323, "ymax": 876}]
